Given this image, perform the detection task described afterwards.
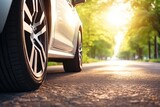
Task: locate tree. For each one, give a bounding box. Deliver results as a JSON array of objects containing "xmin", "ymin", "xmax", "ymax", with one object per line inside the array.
[
  {"xmin": 76, "ymin": 0, "xmax": 115, "ymax": 61},
  {"xmin": 120, "ymin": 0, "xmax": 160, "ymax": 59}
]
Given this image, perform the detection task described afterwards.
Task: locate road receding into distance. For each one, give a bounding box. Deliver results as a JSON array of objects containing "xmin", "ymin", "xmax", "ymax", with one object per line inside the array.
[{"xmin": 0, "ymin": 60, "xmax": 160, "ymax": 107}]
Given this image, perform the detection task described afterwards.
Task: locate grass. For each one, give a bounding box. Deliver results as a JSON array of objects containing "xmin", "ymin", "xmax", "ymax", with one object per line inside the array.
[
  {"xmin": 47, "ymin": 58, "xmax": 102, "ymax": 66},
  {"xmin": 48, "ymin": 62, "xmax": 62, "ymax": 66},
  {"xmin": 143, "ymin": 58, "xmax": 160, "ymax": 63}
]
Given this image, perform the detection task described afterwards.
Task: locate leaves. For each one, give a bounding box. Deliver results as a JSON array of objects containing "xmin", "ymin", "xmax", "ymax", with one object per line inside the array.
[
  {"xmin": 76, "ymin": 0, "xmax": 115, "ymax": 60},
  {"xmin": 119, "ymin": 0, "xmax": 160, "ymax": 59}
]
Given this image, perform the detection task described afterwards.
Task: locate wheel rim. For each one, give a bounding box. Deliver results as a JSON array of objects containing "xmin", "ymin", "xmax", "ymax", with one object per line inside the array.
[
  {"xmin": 23, "ymin": 0, "xmax": 47, "ymax": 77},
  {"xmin": 78, "ymin": 32, "xmax": 82, "ymax": 67}
]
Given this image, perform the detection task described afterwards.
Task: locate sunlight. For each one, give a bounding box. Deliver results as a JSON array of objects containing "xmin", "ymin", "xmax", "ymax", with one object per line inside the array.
[
  {"xmin": 105, "ymin": 1, "xmax": 133, "ymax": 57},
  {"xmin": 94, "ymin": 60, "xmax": 134, "ymax": 77},
  {"xmin": 113, "ymin": 31, "xmax": 124, "ymax": 57},
  {"xmin": 106, "ymin": 1, "xmax": 132, "ymax": 28}
]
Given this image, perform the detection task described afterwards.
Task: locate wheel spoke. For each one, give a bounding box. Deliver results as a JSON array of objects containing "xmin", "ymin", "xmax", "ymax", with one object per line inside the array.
[
  {"xmin": 35, "ymin": 0, "xmax": 39, "ymax": 12},
  {"xmin": 32, "ymin": 0, "xmax": 36, "ymax": 17},
  {"xmin": 34, "ymin": 45, "xmax": 45, "ymax": 71},
  {"xmin": 34, "ymin": 50, "xmax": 38, "ymax": 73},
  {"xmin": 34, "ymin": 12, "xmax": 45, "ymax": 27},
  {"xmin": 79, "ymin": 46, "xmax": 82, "ymax": 53},
  {"xmin": 24, "ymin": 21, "xmax": 32, "ymax": 34},
  {"xmin": 24, "ymin": 2, "xmax": 32, "ymax": 22},
  {"xmin": 33, "ymin": 0, "xmax": 39, "ymax": 23},
  {"xmin": 79, "ymin": 44, "xmax": 82, "ymax": 55},
  {"xmin": 35, "ymin": 39, "xmax": 46, "ymax": 62},
  {"xmin": 40, "ymin": 12, "xmax": 45, "ymax": 24},
  {"xmin": 79, "ymin": 49, "xmax": 82, "ymax": 61},
  {"xmin": 29, "ymin": 44, "xmax": 35, "ymax": 67},
  {"xmin": 36, "ymin": 25, "xmax": 46, "ymax": 37}
]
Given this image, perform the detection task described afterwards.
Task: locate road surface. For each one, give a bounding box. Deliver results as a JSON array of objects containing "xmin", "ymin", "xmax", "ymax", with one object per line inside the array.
[{"xmin": 0, "ymin": 60, "xmax": 160, "ymax": 107}]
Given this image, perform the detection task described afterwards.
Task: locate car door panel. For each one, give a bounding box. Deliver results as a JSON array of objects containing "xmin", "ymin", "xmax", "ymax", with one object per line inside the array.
[{"xmin": 53, "ymin": 0, "xmax": 76, "ymax": 52}]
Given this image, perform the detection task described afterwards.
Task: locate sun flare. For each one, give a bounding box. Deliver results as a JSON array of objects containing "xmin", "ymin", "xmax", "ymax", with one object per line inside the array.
[
  {"xmin": 113, "ymin": 31, "xmax": 124, "ymax": 57},
  {"xmin": 105, "ymin": 1, "xmax": 133, "ymax": 57},
  {"xmin": 106, "ymin": 1, "xmax": 133, "ymax": 28}
]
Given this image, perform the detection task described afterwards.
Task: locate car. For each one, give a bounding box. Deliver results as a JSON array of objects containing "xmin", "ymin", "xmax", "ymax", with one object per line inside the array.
[{"xmin": 0, "ymin": 0, "xmax": 85, "ymax": 92}]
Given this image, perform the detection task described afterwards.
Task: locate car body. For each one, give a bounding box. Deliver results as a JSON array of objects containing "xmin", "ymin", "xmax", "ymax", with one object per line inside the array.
[{"xmin": 0, "ymin": 0, "xmax": 85, "ymax": 92}]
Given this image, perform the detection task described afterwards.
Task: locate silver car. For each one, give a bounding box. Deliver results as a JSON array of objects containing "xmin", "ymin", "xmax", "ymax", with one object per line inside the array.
[{"xmin": 0, "ymin": 0, "xmax": 85, "ymax": 92}]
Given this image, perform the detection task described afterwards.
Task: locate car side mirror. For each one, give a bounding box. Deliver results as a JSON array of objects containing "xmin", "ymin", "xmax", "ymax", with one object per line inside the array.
[{"xmin": 72, "ymin": 0, "xmax": 86, "ymax": 6}]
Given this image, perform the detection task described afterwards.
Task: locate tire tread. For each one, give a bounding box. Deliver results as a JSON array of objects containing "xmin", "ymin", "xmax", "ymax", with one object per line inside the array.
[{"xmin": 0, "ymin": 1, "xmax": 41, "ymax": 92}]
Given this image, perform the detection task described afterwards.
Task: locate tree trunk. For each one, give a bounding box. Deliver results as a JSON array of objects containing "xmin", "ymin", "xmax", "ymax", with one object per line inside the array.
[
  {"xmin": 136, "ymin": 48, "xmax": 143, "ymax": 59},
  {"xmin": 148, "ymin": 40, "xmax": 151, "ymax": 59},
  {"xmin": 154, "ymin": 35, "xmax": 158, "ymax": 59}
]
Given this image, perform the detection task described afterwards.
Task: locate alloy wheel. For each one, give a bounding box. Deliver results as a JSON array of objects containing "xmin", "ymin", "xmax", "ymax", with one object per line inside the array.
[
  {"xmin": 78, "ymin": 32, "xmax": 82, "ymax": 67},
  {"xmin": 23, "ymin": 0, "xmax": 47, "ymax": 78}
]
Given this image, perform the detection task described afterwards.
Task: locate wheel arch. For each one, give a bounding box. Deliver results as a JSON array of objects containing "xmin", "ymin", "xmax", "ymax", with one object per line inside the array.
[
  {"xmin": 43, "ymin": 0, "xmax": 51, "ymax": 44},
  {"xmin": 79, "ymin": 26, "xmax": 83, "ymax": 43}
]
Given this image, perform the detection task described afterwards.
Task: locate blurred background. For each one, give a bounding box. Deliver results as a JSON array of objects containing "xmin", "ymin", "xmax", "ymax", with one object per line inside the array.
[{"xmin": 76, "ymin": 0, "xmax": 160, "ymax": 63}]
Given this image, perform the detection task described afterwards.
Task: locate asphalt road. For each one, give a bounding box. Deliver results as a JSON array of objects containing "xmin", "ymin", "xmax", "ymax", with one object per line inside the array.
[{"xmin": 0, "ymin": 60, "xmax": 160, "ymax": 107}]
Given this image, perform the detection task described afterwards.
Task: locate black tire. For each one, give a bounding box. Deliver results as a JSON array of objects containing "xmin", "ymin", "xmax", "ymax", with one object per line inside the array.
[
  {"xmin": 63, "ymin": 31, "xmax": 82, "ymax": 72},
  {"xmin": 0, "ymin": 0, "xmax": 48, "ymax": 92}
]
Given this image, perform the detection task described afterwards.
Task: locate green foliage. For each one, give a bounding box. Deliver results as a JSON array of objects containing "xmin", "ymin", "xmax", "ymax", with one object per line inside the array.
[
  {"xmin": 119, "ymin": 0, "xmax": 160, "ymax": 59},
  {"xmin": 148, "ymin": 58, "xmax": 160, "ymax": 62},
  {"xmin": 76, "ymin": 0, "xmax": 160, "ymax": 61},
  {"xmin": 76, "ymin": 0, "xmax": 115, "ymax": 61}
]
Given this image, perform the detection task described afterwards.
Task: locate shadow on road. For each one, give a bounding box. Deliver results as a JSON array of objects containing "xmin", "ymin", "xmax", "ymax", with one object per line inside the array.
[
  {"xmin": 46, "ymin": 63, "xmax": 107, "ymax": 81},
  {"xmin": 46, "ymin": 66, "xmax": 80, "ymax": 81},
  {"xmin": 47, "ymin": 62, "xmax": 107, "ymax": 74}
]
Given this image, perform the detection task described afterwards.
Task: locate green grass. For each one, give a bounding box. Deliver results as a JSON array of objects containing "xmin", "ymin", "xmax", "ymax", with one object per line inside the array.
[
  {"xmin": 48, "ymin": 62, "xmax": 62, "ymax": 66},
  {"xmin": 148, "ymin": 59, "xmax": 160, "ymax": 63},
  {"xmin": 143, "ymin": 58, "xmax": 160, "ymax": 63},
  {"xmin": 47, "ymin": 58, "xmax": 101, "ymax": 66}
]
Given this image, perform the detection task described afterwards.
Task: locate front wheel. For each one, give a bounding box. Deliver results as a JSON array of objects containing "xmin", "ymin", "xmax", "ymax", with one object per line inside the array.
[
  {"xmin": 63, "ymin": 31, "xmax": 82, "ymax": 72},
  {"xmin": 0, "ymin": 0, "xmax": 48, "ymax": 92}
]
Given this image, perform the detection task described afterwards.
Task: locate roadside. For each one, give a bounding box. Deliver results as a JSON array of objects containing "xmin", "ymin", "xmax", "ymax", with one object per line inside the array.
[
  {"xmin": 144, "ymin": 59, "xmax": 160, "ymax": 63},
  {"xmin": 48, "ymin": 58, "xmax": 101, "ymax": 66}
]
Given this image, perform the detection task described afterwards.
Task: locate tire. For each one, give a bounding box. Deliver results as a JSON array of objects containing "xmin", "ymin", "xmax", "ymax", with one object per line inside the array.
[
  {"xmin": 0, "ymin": 0, "xmax": 48, "ymax": 92},
  {"xmin": 63, "ymin": 31, "xmax": 82, "ymax": 72}
]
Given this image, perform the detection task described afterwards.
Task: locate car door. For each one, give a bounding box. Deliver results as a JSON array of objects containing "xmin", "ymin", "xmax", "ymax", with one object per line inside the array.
[{"xmin": 53, "ymin": 0, "xmax": 77, "ymax": 52}]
